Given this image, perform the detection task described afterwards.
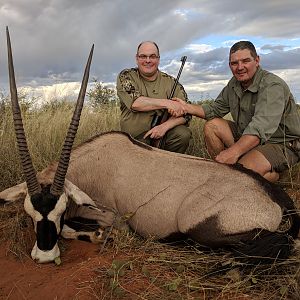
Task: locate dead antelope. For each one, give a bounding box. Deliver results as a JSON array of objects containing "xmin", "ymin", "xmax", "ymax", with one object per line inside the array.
[{"xmin": 1, "ymin": 28, "xmax": 300, "ymax": 264}]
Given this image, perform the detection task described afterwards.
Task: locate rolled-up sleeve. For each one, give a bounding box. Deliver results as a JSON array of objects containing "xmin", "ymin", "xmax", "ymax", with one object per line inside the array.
[
  {"xmin": 202, "ymin": 87, "xmax": 230, "ymax": 120},
  {"xmin": 117, "ymin": 70, "xmax": 142, "ymax": 110},
  {"xmin": 243, "ymin": 83, "xmax": 286, "ymax": 143}
]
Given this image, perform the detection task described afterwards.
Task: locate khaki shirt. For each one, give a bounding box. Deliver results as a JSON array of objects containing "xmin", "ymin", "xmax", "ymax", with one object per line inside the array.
[
  {"xmin": 202, "ymin": 67, "xmax": 300, "ymax": 144},
  {"xmin": 117, "ymin": 68, "xmax": 188, "ymax": 138}
]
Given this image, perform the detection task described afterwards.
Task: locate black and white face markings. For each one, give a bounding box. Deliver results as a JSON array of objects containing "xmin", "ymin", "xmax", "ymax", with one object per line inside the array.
[{"xmin": 24, "ymin": 185, "xmax": 68, "ymax": 263}]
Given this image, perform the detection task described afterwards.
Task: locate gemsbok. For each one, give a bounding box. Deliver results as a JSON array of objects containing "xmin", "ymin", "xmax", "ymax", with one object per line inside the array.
[{"xmin": 1, "ymin": 27, "xmax": 300, "ymax": 264}]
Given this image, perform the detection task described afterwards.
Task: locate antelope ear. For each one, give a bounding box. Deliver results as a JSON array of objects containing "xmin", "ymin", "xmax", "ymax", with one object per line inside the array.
[
  {"xmin": 0, "ymin": 182, "xmax": 27, "ymax": 203},
  {"xmin": 64, "ymin": 179, "xmax": 96, "ymax": 207},
  {"xmin": 63, "ymin": 179, "xmax": 117, "ymax": 228}
]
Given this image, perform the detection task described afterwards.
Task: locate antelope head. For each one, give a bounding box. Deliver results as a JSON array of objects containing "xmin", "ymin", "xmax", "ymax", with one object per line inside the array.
[{"xmin": 6, "ymin": 27, "xmax": 94, "ymax": 263}]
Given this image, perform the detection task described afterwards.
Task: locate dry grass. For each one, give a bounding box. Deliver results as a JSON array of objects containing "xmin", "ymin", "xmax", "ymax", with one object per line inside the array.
[
  {"xmin": 186, "ymin": 117, "xmax": 210, "ymax": 159},
  {"xmin": 1, "ymin": 207, "xmax": 299, "ymax": 299},
  {"xmin": 0, "ymin": 101, "xmax": 206, "ymax": 191},
  {"xmin": 1, "ymin": 100, "xmax": 300, "ymax": 299},
  {"xmin": 0, "ymin": 200, "xmax": 33, "ymax": 260},
  {"xmin": 91, "ymin": 230, "xmax": 300, "ymax": 300},
  {"xmin": 0, "ymin": 102, "xmax": 120, "ymax": 190}
]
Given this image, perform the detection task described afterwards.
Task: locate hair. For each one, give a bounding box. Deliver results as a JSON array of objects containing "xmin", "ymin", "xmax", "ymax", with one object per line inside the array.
[
  {"xmin": 229, "ymin": 41, "xmax": 258, "ymax": 59},
  {"xmin": 137, "ymin": 41, "xmax": 160, "ymax": 56}
]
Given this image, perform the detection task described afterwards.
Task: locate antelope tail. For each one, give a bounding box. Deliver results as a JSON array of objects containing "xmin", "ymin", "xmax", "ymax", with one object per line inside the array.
[{"xmin": 234, "ymin": 208, "xmax": 300, "ymax": 264}]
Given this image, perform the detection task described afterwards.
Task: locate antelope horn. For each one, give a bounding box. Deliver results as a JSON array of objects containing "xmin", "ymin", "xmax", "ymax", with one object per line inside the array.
[
  {"xmin": 6, "ymin": 26, "xmax": 41, "ymax": 196},
  {"xmin": 50, "ymin": 44, "xmax": 94, "ymax": 196}
]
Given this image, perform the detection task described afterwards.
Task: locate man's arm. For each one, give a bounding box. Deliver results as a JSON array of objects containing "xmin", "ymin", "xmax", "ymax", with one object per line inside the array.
[
  {"xmin": 168, "ymin": 98, "xmax": 205, "ymax": 118},
  {"xmin": 243, "ymin": 84, "xmax": 287, "ymax": 143},
  {"xmin": 215, "ymin": 135, "xmax": 260, "ymax": 164},
  {"xmin": 131, "ymin": 96, "xmax": 186, "ymax": 115},
  {"xmin": 144, "ymin": 116, "xmax": 186, "ymax": 140},
  {"xmin": 184, "ymin": 102, "xmax": 205, "ymax": 118}
]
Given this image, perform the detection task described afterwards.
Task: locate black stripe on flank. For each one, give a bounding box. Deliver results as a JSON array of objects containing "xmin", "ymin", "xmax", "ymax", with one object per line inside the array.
[
  {"xmin": 187, "ymin": 215, "xmax": 231, "ymax": 248},
  {"xmin": 78, "ymin": 234, "xmax": 92, "ymax": 242},
  {"xmin": 65, "ymin": 217, "xmax": 100, "ymax": 232},
  {"xmin": 159, "ymin": 232, "xmax": 188, "ymax": 244},
  {"xmin": 233, "ymin": 229, "xmax": 294, "ymax": 264},
  {"xmin": 0, "ymin": 199, "xmax": 8, "ymax": 205}
]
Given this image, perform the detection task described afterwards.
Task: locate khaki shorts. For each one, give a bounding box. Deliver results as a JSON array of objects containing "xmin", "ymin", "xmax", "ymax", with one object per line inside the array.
[{"xmin": 227, "ymin": 121, "xmax": 300, "ymax": 172}]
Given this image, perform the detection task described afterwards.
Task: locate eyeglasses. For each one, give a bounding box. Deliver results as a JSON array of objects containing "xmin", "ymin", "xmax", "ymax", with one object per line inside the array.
[{"xmin": 137, "ymin": 54, "xmax": 160, "ymax": 61}]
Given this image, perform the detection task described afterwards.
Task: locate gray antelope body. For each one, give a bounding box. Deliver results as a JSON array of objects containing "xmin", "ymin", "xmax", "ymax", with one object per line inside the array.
[
  {"xmin": 1, "ymin": 28, "xmax": 300, "ymax": 264},
  {"xmin": 66, "ymin": 132, "xmax": 288, "ymax": 245},
  {"xmin": 2, "ymin": 131, "xmax": 300, "ymax": 263}
]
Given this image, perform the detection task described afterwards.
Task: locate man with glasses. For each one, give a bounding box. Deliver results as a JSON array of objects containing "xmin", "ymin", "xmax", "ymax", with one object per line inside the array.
[
  {"xmin": 117, "ymin": 41, "xmax": 191, "ymax": 153},
  {"xmin": 169, "ymin": 40, "xmax": 300, "ymax": 182}
]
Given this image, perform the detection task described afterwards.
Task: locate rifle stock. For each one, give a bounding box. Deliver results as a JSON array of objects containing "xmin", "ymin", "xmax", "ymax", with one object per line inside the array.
[{"xmin": 150, "ymin": 56, "xmax": 187, "ymax": 148}]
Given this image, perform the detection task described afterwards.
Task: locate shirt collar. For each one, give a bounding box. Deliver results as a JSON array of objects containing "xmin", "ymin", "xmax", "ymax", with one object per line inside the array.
[{"xmin": 247, "ymin": 66, "xmax": 263, "ymax": 92}]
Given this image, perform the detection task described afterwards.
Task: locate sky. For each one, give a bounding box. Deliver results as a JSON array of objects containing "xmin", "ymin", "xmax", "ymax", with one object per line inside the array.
[{"xmin": 0, "ymin": 0, "xmax": 300, "ymax": 103}]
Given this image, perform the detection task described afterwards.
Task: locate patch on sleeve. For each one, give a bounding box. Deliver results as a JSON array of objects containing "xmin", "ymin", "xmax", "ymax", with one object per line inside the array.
[{"xmin": 119, "ymin": 69, "xmax": 142, "ymax": 99}]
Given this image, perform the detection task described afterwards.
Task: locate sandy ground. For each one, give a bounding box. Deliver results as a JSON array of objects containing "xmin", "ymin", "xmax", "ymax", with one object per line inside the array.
[
  {"xmin": 0, "ymin": 182, "xmax": 299, "ymax": 300},
  {"xmin": 0, "ymin": 240, "xmax": 110, "ymax": 300}
]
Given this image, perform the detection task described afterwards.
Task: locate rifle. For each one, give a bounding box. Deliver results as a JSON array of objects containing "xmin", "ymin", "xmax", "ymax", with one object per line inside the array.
[{"xmin": 150, "ymin": 55, "xmax": 187, "ymax": 148}]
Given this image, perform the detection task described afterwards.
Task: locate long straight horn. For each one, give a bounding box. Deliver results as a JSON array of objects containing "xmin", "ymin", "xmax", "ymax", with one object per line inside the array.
[
  {"xmin": 6, "ymin": 26, "xmax": 41, "ymax": 196},
  {"xmin": 50, "ymin": 45, "xmax": 94, "ymax": 196}
]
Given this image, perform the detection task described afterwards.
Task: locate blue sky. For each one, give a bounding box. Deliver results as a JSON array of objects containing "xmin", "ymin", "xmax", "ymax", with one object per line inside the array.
[{"xmin": 0, "ymin": 0, "xmax": 300, "ymax": 102}]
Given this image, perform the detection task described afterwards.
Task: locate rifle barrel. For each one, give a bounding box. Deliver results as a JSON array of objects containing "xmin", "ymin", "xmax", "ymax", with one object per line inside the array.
[
  {"xmin": 150, "ymin": 56, "xmax": 187, "ymax": 148},
  {"xmin": 168, "ymin": 56, "xmax": 187, "ymax": 100}
]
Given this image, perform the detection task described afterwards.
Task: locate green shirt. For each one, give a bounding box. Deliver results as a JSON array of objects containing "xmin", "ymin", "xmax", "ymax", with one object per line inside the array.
[
  {"xmin": 117, "ymin": 68, "xmax": 188, "ymax": 138},
  {"xmin": 202, "ymin": 67, "xmax": 300, "ymax": 144}
]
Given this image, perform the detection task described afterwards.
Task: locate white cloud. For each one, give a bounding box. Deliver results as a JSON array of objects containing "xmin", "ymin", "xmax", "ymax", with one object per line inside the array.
[
  {"xmin": 21, "ymin": 82, "xmax": 81, "ymax": 105},
  {"xmin": 0, "ymin": 0, "xmax": 300, "ymax": 101},
  {"xmin": 185, "ymin": 44, "xmax": 214, "ymax": 54}
]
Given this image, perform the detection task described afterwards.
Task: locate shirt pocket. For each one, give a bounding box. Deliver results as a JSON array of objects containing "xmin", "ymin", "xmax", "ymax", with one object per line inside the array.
[{"xmin": 240, "ymin": 93, "xmax": 257, "ymax": 116}]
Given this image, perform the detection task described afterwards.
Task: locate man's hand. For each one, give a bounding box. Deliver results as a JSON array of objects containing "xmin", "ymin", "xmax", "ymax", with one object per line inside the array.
[
  {"xmin": 215, "ymin": 135, "xmax": 260, "ymax": 165},
  {"xmin": 144, "ymin": 123, "xmax": 168, "ymax": 140},
  {"xmin": 168, "ymin": 98, "xmax": 187, "ymax": 117},
  {"xmin": 166, "ymin": 97, "xmax": 187, "ymax": 117},
  {"xmin": 215, "ymin": 148, "xmax": 240, "ymax": 165}
]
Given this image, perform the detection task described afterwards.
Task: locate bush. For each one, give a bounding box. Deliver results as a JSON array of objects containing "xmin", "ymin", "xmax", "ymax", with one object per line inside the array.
[{"xmin": 87, "ymin": 79, "xmax": 119, "ymax": 108}]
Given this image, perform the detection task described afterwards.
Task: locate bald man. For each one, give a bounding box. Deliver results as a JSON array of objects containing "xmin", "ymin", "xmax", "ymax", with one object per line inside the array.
[{"xmin": 116, "ymin": 41, "xmax": 191, "ymax": 153}]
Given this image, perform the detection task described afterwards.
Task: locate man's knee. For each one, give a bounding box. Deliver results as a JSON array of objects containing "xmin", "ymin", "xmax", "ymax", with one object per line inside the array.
[
  {"xmin": 204, "ymin": 119, "xmax": 235, "ymax": 152},
  {"xmin": 204, "ymin": 118, "xmax": 227, "ymax": 138},
  {"xmin": 164, "ymin": 125, "xmax": 191, "ymax": 153},
  {"xmin": 176, "ymin": 125, "xmax": 192, "ymax": 144}
]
